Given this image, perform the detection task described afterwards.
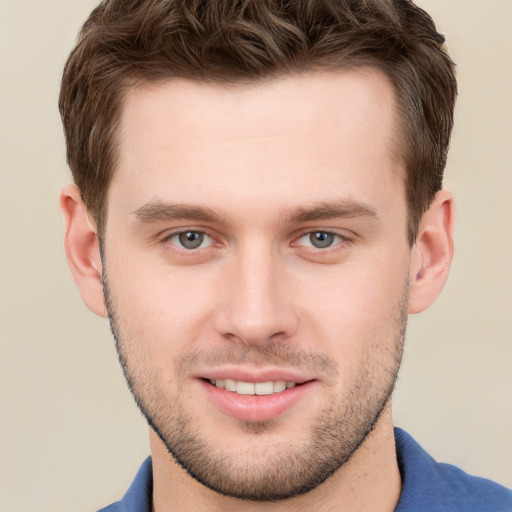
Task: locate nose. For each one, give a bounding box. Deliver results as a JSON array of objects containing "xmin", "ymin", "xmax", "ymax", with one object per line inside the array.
[{"xmin": 214, "ymin": 244, "xmax": 299, "ymax": 346}]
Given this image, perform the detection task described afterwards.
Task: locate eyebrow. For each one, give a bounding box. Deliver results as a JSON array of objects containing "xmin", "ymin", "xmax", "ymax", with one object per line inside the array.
[
  {"xmin": 131, "ymin": 198, "xmax": 379, "ymax": 225},
  {"xmin": 283, "ymin": 200, "xmax": 379, "ymax": 224},
  {"xmin": 131, "ymin": 201, "xmax": 224, "ymax": 224}
]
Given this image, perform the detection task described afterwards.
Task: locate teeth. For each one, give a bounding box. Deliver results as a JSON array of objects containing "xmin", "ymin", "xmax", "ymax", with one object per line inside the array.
[
  {"xmin": 274, "ymin": 381, "xmax": 287, "ymax": 393},
  {"xmin": 224, "ymin": 379, "xmax": 236, "ymax": 392},
  {"xmin": 237, "ymin": 381, "xmax": 255, "ymax": 395},
  {"xmin": 212, "ymin": 379, "xmax": 296, "ymax": 395},
  {"xmin": 255, "ymin": 382, "xmax": 273, "ymax": 395}
]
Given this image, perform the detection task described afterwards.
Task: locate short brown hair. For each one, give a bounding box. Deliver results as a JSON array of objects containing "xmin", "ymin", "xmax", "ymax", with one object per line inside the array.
[{"xmin": 59, "ymin": 0, "xmax": 457, "ymax": 244}]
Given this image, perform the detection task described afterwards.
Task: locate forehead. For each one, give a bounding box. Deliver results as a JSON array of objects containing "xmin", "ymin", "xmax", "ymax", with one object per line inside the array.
[
  {"xmin": 111, "ymin": 69, "xmax": 403, "ymax": 223},
  {"xmin": 119, "ymin": 68, "xmax": 398, "ymax": 151}
]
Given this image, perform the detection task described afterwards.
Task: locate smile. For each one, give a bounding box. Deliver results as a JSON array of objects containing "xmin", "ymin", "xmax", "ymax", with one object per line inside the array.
[
  {"xmin": 201, "ymin": 377, "xmax": 316, "ymax": 421},
  {"xmin": 209, "ymin": 379, "xmax": 297, "ymax": 395}
]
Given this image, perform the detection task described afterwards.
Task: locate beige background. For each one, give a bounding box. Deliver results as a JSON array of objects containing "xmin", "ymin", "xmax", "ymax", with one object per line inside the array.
[{"xmin": 1, "ymin": 0, "xmax": 511, "ymax": 510}]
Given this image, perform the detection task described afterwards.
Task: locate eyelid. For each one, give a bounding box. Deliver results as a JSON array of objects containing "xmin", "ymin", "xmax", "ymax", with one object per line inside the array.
[
  {"xmin": 300, "ymin": 232, "xmax": 342, "ymax": 249},
  {"xmin": 157, "ymin": 226, "xmax": 353, "ymax": 253},
  {"xmin": 292, "ymin": 229, "xmax": 353, "ymax": 248},
  {"xmin": 161, "ymin": 228, "xmax": 217, "ymax": 251}
]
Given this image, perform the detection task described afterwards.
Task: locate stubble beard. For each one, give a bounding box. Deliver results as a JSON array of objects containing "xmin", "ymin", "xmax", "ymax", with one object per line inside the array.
[{"xmin": 103, "ymin": 275, "xmax": 408, "ymax": 502}]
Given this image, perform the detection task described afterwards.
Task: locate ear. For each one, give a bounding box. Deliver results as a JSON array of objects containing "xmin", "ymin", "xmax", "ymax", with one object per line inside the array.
[
  {"xmin": 59, "ymin": 184, "xmax": 108, "ymax": 317},
  {"xmin": 408, "ymin": 189, "xmax": 454, "ymax": 314}
]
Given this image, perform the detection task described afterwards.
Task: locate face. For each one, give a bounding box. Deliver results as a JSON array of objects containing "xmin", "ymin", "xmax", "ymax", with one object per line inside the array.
[{"xmin": 103, "ymin": 70, "xmax": 412, "ymax": 500}]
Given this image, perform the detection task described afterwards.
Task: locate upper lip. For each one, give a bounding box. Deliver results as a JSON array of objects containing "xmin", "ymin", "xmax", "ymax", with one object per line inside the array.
[{"xmin": 194, "ymin": 367, "xmax": 316, "ymax": 384}]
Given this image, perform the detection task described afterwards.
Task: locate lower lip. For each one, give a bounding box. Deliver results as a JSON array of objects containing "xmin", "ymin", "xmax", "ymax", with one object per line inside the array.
[{"xmin": 199, "ymin": 380, "xmax": 317, "ymax": 422}]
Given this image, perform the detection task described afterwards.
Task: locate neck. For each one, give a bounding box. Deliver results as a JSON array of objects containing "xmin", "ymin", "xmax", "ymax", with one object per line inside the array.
[{"xmin": 150, "ymin": 404, "xmax": 401, "ymax": 512}]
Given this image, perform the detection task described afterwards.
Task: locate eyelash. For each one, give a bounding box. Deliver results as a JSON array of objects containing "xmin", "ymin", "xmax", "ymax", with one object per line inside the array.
[
  {"xmin": 295, "ymin": 231, "xmax": 350, "ymax": 250},
  {"xmin": 162, "ymin": 230, "xmax": 216, "ymax": 251},
  {"xmin": 161, "ymin": 228, "xmax": 351, "ymax": 253}
]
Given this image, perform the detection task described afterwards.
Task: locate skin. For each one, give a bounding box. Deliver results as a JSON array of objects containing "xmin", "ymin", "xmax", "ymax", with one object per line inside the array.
[{"xmin": 61, "ymin": 69, "xmax": 454, "ymax": 512}]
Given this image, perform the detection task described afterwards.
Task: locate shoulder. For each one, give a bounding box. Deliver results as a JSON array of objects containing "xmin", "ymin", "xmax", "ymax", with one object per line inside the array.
[
  {"xmin": 97, "ymin": 504, "xmax": 120, "ymax": 512},
  {"xmin": 394, "ymin": 428, "xmax": 512, "ymax": 512},
  {"xmin": 433, "ymin": 461, "xmax": 512, "ymax": 510},
  {"xmin": 96, "ymin": 457, "xmax": 153, "ymax": 512}
]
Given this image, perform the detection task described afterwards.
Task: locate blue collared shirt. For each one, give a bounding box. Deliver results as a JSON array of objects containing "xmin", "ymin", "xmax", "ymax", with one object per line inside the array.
[{"xmin": 99, "ymin": 428, "xmax": 512, "ymax": 511}]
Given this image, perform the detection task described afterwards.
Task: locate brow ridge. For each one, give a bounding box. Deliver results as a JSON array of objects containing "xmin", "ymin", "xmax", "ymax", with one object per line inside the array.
[
  {"xmin": 131, "ymin": 198, "xmax": 379, "ymax": 226},
  {"xmin": 132, "ymin": 201, "xmax": 223, "ymax": 223},
  {"xmin": 284, "ymin": 200, "xmax": 379, "ymax": 224}
]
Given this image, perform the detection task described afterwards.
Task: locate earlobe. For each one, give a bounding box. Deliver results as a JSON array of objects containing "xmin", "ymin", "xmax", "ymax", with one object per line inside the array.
[
  {"xmin": 408, "ymin": 189, "xmax": 454, "ymax": 314},
  {"xmin": 59, "ymin": 184, "xmax": 108, "ymax": 318}
]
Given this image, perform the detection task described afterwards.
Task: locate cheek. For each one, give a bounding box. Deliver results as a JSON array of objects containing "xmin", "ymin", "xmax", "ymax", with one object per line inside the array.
[
  {"xmin": 106, "ymin": 254, "xmax": 221, "ymax": 351},
  {"xmin": 294, "ymin": 255, "xmax": 409, "ymax": 354}
]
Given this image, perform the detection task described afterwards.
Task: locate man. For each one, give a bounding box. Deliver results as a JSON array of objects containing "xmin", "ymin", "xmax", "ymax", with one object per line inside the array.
[{"xmin": 58, "ymin": 0, "xmax": 512, "ymax": 510}]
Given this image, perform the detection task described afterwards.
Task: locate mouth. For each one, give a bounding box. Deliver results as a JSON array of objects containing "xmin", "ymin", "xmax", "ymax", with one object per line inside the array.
[
  {"xmin": 200, "ymin": 376, "xmax": 315, "ymax": 422},
  {"xmin": 207, "ymin": 379, "xmax": 298, "ymax": 396}
]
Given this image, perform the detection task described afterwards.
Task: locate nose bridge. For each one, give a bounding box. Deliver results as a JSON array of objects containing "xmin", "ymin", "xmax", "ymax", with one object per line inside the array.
[{"xmin": 216, "ymin": 239, "xmax": 297, "ymax": 345}]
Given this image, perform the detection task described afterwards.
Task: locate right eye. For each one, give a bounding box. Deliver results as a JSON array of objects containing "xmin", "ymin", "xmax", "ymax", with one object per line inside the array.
[
  {"xmin": 166, "ymin": 231, "xmax": 214, "ymax": 250},
  {"xmin": 296, "ymin": 231, "xmax": 346, "ymax": 249}
]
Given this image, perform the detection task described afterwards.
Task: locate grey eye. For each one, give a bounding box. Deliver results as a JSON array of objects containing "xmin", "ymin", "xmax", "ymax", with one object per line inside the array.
[
  {"xmin": 178, "ymin": 231, "xmax": 205, "ymax": 249},
  {"xmin": 309, "ymin": 232, "xmax": 336, "ymax": 248}
]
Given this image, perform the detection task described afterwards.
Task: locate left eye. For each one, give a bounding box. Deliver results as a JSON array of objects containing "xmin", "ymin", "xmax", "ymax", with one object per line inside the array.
[
  {"xmin": 298, "ymin": 231, "xmax": 343, "ymax": 249},
  {"xmin": 168, "ymin": 231, "xmax": 214, "ymax": 250}
]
